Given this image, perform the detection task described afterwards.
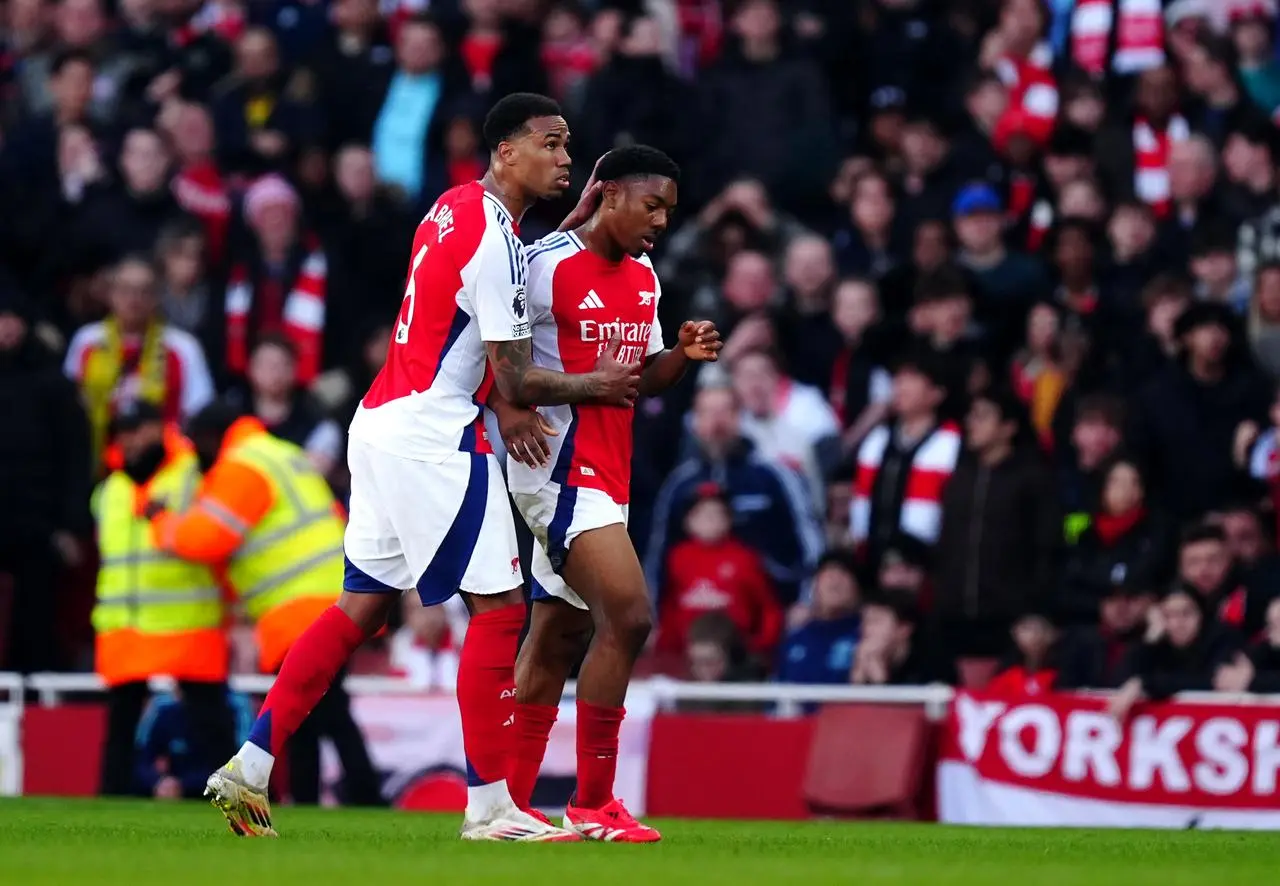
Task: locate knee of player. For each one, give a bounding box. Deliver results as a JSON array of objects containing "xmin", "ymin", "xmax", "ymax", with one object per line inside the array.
[{"xmin": 602, "ymin": 599, "xmax": 653, "ymax": 652}]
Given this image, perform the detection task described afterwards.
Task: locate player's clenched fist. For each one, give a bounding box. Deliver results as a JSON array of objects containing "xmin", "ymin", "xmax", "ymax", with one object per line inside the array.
[
  {"xmin": 679, "ymin": 320, "xmax": 722, "ymax": 362},
  {"xmin": 590, "ymin": 331, "xmax": 642, "ymax": 407}
]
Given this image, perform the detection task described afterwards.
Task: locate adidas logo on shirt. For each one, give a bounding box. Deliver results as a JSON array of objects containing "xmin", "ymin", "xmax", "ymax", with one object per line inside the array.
[{"xmin": 579, "ymin": 290, "xmax": 605, "ymax": 310}]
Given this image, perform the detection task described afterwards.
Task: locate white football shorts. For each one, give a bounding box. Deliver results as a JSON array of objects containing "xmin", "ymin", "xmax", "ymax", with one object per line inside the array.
[{"xmin": 512, "ymin": 481, "xmax": 628, "ymax": 611}]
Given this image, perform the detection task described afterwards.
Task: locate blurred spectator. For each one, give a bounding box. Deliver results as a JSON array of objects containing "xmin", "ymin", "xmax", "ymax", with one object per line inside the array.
[
  {"xmin": 1232, "ymin": 6, "xmax": 1280, "ymax": 117},
  {"xmin": 18, "ymin": 0, "xmax": 121, "ymax": 122},
  {"xmin": 850, "ymin": 351, "xmax": 960, "ymax": 572},
  {"xmin": 695, "ymin": 0, "xmax": 835, "ymax": 210},
  {"xmin": 852, "ymin": 589, "xmax": 956, "ymax": 686},
  {"xmin": 222, "ymin": 174, "xmax": 331, "ymax": 387},
  {"xmin": 64, "ymin": 255, "xmax": 215, "ymax": 470},
  {"xmin": 1058, "ymin": 394, "xmax": 1126, "ymax": 537},
  {"xmin": 155, "ymin": 220, "xmax": 215, "ymax": 343},
  {"xmin": 0, "ymin": 287, "xmax": 92, "ymax": 673},
  {"xmin": 1096, "ymin": 65, "xmax": 1186, "ymax": 217},
  {"xmin": 776, "ymin": 234, "xmax": 839, "ymax": 388},
  {"xmin": 578, "ymin": 13, "xmax": 692, "ymax": 176},
  {"xmin": 678, "ymin": 613, "xmax": 764, "ymax": 712},
  {"xmin": 1061, "ymin": 455, "xmax": 1173, "ymax": 627},
  {"xmin": 371, "ymin": 14, "xmax": 461, "ymax": 207},
  {"xmin": 646, "ymin": 383, "xmax": 822, "ymax": 605},
  {"xmin": 952, "ymin": 181, "xmax": 1049, "ymax": 353},
  {"xmin": 322, "ymin": 145, "xmax": 416, "ymax": 324},
  {"xmin": 1227, "ymin": 597, "xmax": 1280, "ymax": 692},
  {"xmin": 212, "ymin": 28, "xmax": 320, "ymax": 176},
  {"xmin": 933, "ymin": 387, "xmax": 1059, "ymax": 657},
  {"xmin": 1010, "ymin": 301, "xmax": 1068, "ymax": 449},
  {"xmin": 166, "ymin": 102, "xmax": 232, "ymax": 267},
  {"xmin": 134, "ymin": 688, "xmax": 255, "ymax": 799},
  {"xmin": 1110, "ymin": 585, "xmax": 1241, "ymax": 718},
  {"xmin": 987, "ymin": 610, "xmax": 1059, "ymax": 696},
  {"xmin": 388, "ymin": 592, "xmax": 467, "ymax": 691},
  {"xmin": 1220, "ymin": 120, "xmax": 1276, "ymax": 221},
  {"xmin": 1058, "ymin": 585, "xmax": 1153, "ymax": 690},
  {"xmin": 308, "ymin": 0, "xmax": 395, "ymax": 151},
  {"xmin": 1181, "ymin": 31, "xmax": 1269, "ymax": 149},
  {"xmin": 226, "ymin": 334, "xmax": 343, "ymax": 480},
  {"xmin": 831, "ymin": 169, "xmax": 903, "ymax": 278},
  {"xmin": 825, "ymin": 276, "xmax": 892, "ymax": 455},
  {"xmin": 656, "ymin": 483, "xmax": 782, "ymax": 662},
  {"xmin": 1190, "ymin": 219, "xmax": 1250, "ymax": 314},
  {"xmin": 1131, "ymin": 301, "xmax": 1269, "ymax": 518},
  {"xmin": 65, "ymin": 125, "xmax": 192, "ymax": 268},
  {"xmin": 730, "ymin": 347, "xmax": 839, "ymax": 502},
  {"xmin": 776, "ymin": 552, "xmax": 860, "ymax": 685}
]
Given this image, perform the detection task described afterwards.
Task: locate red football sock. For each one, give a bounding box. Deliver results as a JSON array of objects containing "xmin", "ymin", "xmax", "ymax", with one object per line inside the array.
[
  {"xmin": 575, "ymin": 700, "xmax": 624, "ymax": 809},
  {"xmin": 248, "ymin": 606, "xmax": 366, "ymax": 757},
  {"xmin": 508, "ymin": 703, "xmax": 558, "ymax": 809},
  {"xmin": 457, "ymin": 603, "xmax": 525, "ymax": 786}
]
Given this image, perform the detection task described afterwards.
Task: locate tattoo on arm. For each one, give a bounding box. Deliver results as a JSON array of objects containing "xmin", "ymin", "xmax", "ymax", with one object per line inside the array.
[{"xmin": 486, "ymin": 339, "xmax": 602, "ymax": 407}]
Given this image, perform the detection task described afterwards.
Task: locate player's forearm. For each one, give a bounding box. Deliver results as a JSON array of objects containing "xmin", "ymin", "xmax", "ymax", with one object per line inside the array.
[
  {"xmin": 486, "ymin": 338, "xmax": 603, "ymax": 407},
  {"xmin": 639, "ymin": 349, "xmax": 688, "ymax": 397}
]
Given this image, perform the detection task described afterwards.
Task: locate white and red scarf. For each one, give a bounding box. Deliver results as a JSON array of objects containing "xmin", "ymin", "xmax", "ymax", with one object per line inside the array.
[
  {"xmin": 850, "ymin": 421, "xmax": 962, "ymax": 548},
  {"xmin": 1133, "ymin": 114, "xmax": 1190, "ymax": 218},
  {"xmin": 993, "ymin": 42, "xmax": 1059, "ymax": 149},
  {"xmin": 225, "ymin": 238, "xmax": 327, "ymax": 383},
  {"xmin": 1071, "ymin": 0, "xmax": 1165, "ymax": 77}
]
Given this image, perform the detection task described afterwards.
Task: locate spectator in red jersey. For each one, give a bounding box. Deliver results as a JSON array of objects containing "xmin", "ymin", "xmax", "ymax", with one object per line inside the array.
[
  {"xmin": 656, "ymin": 482, "xmax": 782, "ymax": 662},
  {"xmin": 165, "ymin": 102, "xmax": 231, "ymax": 267},
  {"xmin": 1110, "ymin": 585, "xmax": 1241, "ymax": 719},
  {"xmin": 1061, "ymin": 455, "xmax": 1173, "ymax": 627},
  {"xmin": 988, "ymin": 609, "xmax": 1060, "ymax": 696},
  {"xmin": 64, "ymin": 255, "xmax": 215, "ymax": 471},
  {"xmin": 220, "ymin": 174, "xmax": 331, "ymax": 388},
  {"xmin": 539, "ymin": 3, "xmax": 597, "ymax": 109}
]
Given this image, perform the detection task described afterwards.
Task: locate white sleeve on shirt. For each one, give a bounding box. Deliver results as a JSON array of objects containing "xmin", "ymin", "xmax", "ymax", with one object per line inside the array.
[
  {"xmin": 640, "ymin": 255, "xmax": 665, "ymax": 357},
  {"xmin": 467, "ymin": 205, "xmax": 531, "ymax": 343},
  {"xmin": 1250, "ymin": 429, "xmax": 1279, "ymax": 480}
]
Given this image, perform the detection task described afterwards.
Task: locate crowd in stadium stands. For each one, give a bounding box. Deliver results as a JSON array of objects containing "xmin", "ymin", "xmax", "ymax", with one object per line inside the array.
[{"xmin": 9, "ymin": 0, "xmax": 1280, "ymax": 702}]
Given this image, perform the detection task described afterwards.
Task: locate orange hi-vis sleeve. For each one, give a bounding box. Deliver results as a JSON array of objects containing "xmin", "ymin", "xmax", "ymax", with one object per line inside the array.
[{"xmin": 152, "ymin": 460, "xmax": 275, "ymax": 565}]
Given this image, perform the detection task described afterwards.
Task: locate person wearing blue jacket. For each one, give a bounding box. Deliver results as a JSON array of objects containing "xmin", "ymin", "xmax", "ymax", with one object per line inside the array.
[
  {"xmin": 645, "ymin": 382, "xmax": 824, "ymax": 606},
  {"xmin": 135, "ymin": 687, "xmax": 256, "ymax": 799}
]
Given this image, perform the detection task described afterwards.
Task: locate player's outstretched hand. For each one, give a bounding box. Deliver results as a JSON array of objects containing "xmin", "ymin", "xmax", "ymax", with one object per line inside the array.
[
  {"xmin": 557, "ymin": 154, "xmax": 607, "ymax": 232},
  {"xmin": 678, "ymin": 320, "xmax": 722, "ymax": 362},
  {"xmin": 498, "ymin": 405, "xmax": 559, "ymax": 467},
  {"xmin": 591, "ymin": 331, "xmax": 641, "ymax": 407}
]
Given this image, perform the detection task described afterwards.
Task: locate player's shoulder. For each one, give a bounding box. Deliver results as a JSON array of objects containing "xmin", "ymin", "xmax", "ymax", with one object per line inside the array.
[{"xmin": 526, "ymin": 230, "xmax": 583, "ymax": 271}]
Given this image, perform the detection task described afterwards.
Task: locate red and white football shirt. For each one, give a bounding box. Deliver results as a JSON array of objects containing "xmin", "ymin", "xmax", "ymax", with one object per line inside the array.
[
  {"xmin": 350, "ymin": 181, "xmax": 530, "ymax": 460},
  {"xmin": 507, "ymin": 232, "xmax": 665, "ymax": 505}
]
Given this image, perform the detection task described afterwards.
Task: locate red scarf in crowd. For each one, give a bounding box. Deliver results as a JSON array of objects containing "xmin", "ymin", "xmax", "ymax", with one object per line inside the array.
[
  {"xmin": 1133, "ymin": 114, "xmax": 1190, "ymax": 218},
  {"xmin": 224, "ymin": 236, "xmax": 327, "ymax": 383},
  {"xmin": 1093, "ymin": 506, "xmax": 1146, "ymax": 546},
  {"xmin": 993, "ymin": 42, "xmax": 1058, "ymax": 150},
  {"xmin": 1070, "ymin": 0, "xmax": 1164, "ymax": 77}
]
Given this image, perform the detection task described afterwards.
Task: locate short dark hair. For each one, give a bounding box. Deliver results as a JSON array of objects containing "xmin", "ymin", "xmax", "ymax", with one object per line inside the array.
[
  {"xmin": 1190, "ymin": 220, "xmax": 1238, "ymax": 258},
  {"xmin": 51, "ymin": 47, "xmax": 94, "ymax": 76},
  {"xmin": 252, "ymin": 332, "xmax": 298, "ymax": 361},
  {"xmin": 1180, "ymin": 522, "xmax": 1227, "ymax": 549},
  {"xmin": 595, "ymin": 144, "xmax": 681, "ymax": 186},
  {"xmin": 1074, "ymin": 393, "xmax": 1125, "ymax": 429},
  {"xmin": 186, "ymin": 400, "xmax": 246, "ymax": 442},
  {"xmin": 482, "ymin": 93, "xmax": 563, "ymax": 152},
  {"xmin": 862, "ymin": 589, "xmax": 920, "ymax": 628},
  {"xmin": 913, "ymin": 265, "xmax": 971, "ymax": 305}
]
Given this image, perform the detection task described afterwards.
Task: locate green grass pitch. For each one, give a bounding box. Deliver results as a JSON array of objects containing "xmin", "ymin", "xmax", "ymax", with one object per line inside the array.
[{"xmin": 2, "ymin": 798, "xmax": 1279, "ymax": 886}]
